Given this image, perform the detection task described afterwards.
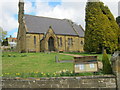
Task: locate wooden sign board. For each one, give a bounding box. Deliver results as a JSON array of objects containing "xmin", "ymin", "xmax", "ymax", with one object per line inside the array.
[{"xmin": 74, "ymin": 56, "xmax": 98, "ymax": 73}]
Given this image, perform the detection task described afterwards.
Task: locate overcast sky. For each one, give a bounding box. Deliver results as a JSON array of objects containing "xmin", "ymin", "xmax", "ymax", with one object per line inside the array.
[{"xmin": 0, "ymin": 0, "xmax": 119, "ymax": 37}]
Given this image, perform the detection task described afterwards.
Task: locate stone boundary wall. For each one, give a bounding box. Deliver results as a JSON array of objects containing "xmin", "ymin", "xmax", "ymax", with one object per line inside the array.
[{"xmin": 2, "ymin": 75, "xmax": 116, "ymax": 88}]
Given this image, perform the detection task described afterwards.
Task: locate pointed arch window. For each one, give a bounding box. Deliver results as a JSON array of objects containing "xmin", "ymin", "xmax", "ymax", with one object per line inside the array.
[
  {"xmin": 68, "ymin": 38, "xmax": 73, "ymax": 47},
  {"xmin": 81, "ymin": 41, "xmax": 83, "ymax": 45},
  {"xmin": 58, "ymin": 37, "xmax": 62, "ymax": 47},
  {"xmin": 57, "ymin": 37, "xmax": 60, "ymax": 46},
  {"xmin": 34, "ymin": 36, "xmax": 36, "ymax": 45},
  {"xmin": 60, "ymin": 37, "xmax": 62, "ymax": 47}
]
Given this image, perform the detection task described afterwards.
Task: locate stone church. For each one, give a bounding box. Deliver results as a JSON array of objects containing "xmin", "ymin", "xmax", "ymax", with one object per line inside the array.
[{"xmin": 17, "ymin": 0, "xmax": 84, "ymax": 53}]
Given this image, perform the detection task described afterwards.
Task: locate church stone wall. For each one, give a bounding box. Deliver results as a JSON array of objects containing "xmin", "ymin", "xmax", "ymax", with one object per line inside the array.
[
  {"xmin": 24, "ymin": 33, "xmax": 84, "ymax": 52},
  {"xmin": 79, "ymin": 37, "xmax": 84, "ymax": 52},
  {"xmin": 17, "ymin": 21, "xmax": 26, "ymax": 53},
  {"xmin": 56, "ymin": 35, "xmax": 66, "ymax": 51},
  {"xmin": 56, "ymin": 35, "xmax": 84, "ymax": 52},
  {"xmin": 26, "ymin": 34, "xmax": 40, "ymax": 52},
  {"xmin": 25, "ymin": 34, "xmax": 44, "ymax": 52}
]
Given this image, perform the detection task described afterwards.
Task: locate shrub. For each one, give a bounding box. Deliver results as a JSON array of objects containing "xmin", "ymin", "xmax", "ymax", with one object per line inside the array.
[
  {"xmin": 2, "ymin": 55, "xmax": 4, "ymax": 57},
  {"xmin": 13, "ymin": 54, "xmax": 16, "ymax": 57},
  {"xmin": 102, "ymin": 50, "xmax": 113, "ymax": 74},
  {"xmin": 8, "ymin": 54, "xmax": 12, "ymax": 57}
]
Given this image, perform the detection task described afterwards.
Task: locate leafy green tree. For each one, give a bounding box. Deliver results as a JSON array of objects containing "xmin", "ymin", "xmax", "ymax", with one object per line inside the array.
[
  {"xmin": 2, "ymin": 38, "xmax": 8, "ymax": 46},
  {"xmin": 84, "ymin": 1, "xmax": 119, "ymax": 53},
  {"xmin": 84, "ymin": 1, "xmax": 103, "ymax": 53},
  {"xmin": 100, "ymin": 4, "xmax": 119, "ymax": 52},
  {"xmin": 116, "ymin": 16, "xmax": 120, "ymax": 50},
  {"xmin": 0, "ymin": 27, "xmax": 7, "ymax": 43},
  {"xmin": 102, "ymin": 50, "xmax": 112, "ymax": 74}
]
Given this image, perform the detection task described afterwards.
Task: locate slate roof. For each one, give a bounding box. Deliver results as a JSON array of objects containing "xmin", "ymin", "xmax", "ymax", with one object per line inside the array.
[
  {"xmin": 24, "ymin": 14, "xmax": 84, "ymax": 37},
  {"xmin": 72, "ymin": 24, "xmax": 84, "ymax": 37}
]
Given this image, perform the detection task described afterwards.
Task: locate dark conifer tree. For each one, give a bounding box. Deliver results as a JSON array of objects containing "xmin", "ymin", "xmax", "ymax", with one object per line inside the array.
[
  {"xmin": 116, "ymin": 16, "xmax": 120, "ymax": 50},
  {"xmin": 84, "ymin": 0, "xmax": 119, "ymax": 53},
  {"xmin": 100, "ymin": 4, "xmax": 119, "ymax": 52}
]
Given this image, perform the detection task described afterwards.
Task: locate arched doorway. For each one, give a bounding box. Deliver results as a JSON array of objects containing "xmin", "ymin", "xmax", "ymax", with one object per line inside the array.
[{"xmin": 48, "ymin": 37, "xmax": 55, "ymax": 51}]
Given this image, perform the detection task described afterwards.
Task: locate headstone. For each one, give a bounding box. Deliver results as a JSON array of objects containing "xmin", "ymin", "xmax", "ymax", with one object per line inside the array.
[{"xmin": 55, "ymin": 55, "xmax": 59, "ymax": 63}]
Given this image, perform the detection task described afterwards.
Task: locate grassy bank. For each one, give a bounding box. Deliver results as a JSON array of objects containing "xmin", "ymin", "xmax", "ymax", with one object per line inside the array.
[
  {"xmin": 2, "ymin": 52, "xmax": 73, "ymax": 74},
  {"xmin": 2, "ymin": 52, "xmax": 111, "ymax": 77}
]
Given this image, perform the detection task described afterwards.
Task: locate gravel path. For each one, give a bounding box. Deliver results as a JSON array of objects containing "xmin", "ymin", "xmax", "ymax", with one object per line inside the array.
[
  {"xmin": 56, "ymin": 53, "xmax": 83, "ymax": 63},
  {"xmin": 59, "ymin": 53, "xmax": 82, "ymax": 57}
]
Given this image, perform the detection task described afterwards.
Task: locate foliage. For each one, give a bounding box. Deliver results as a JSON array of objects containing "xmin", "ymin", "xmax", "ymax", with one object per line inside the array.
[
  {"xmin": 8, "ymin": 54, "xmax": 12, "ymax": 57},
  {"xmin": 0, "ymin": 27, "xmax": 7, "ymax": 43},
  {"xmin": 102, "ymin": 50, "xmax": 112, "ymax": 74},
  {"xmin": 2, "ymin": 38, "xmax": 8, "ymax": 46},
  {"xmin": 84, "ymin": 1, "xmax": 119, "ymax": 53},
  {"xmin": 116, "ymin": 16, "xmax": 120, "ymax": 50},
  {"xmin": 2, "ymin": 70, "xmax": 101, "ymax": 78}
]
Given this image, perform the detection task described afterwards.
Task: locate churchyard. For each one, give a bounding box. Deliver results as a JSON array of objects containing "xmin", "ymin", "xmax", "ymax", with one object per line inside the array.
[{"xmin": 2, "ymin": 52, "xmax": 111, "ymax": 78}]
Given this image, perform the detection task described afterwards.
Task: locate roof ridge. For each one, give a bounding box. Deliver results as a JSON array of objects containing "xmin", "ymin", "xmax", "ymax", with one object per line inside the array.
[
  {"xmin": 24, "ymin": 14, "xmax": 64, "ymax": 21},
  {"xmin": 66, "ymin": 20, "xmax": 79, "ymax": 36}
]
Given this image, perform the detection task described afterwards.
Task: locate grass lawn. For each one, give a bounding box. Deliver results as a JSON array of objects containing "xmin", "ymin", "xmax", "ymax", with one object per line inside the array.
[
  {"xmin": 2, "ymin": 52, "xmax": 111, "ymax": 77},
  {"xmin": 2, "ymin": 52, "xmax": 74, "ymax": 74}
]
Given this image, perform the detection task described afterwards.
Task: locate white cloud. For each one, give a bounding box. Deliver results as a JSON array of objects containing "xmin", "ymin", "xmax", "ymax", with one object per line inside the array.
[
  {"xmin": 34, "ymin": 1, "xmax": 118, "ymax": 29},
  {"xmin": 25, "ymin": 1, "xmax": 35, "ymax": 14},
  {"xmin": 0, "ymin": 0, "xmax": 119, "ymax": 34},
  {"xmin": 35, "ymin": 2, "xmax": 86, "ymax": 28},
  {"xmin": 2, "ymin": 14, "xmax": 18, "ymax": 31},
  {"xmin": 0, "ymin": 1, "xmax": 19, "ymax": 31}
]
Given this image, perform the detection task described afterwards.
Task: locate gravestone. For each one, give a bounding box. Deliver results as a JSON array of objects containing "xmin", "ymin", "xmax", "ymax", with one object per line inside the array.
[
  {"xmin": 55, "ymin": 55, "xmax": 59, "ymax": 63},
  {"xmin": 111, "ymin": 51, "xmax": 120, "ymax": 90}
]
